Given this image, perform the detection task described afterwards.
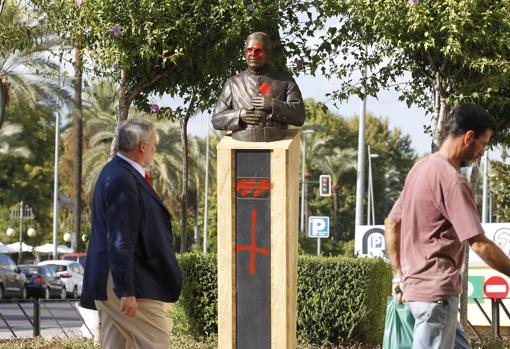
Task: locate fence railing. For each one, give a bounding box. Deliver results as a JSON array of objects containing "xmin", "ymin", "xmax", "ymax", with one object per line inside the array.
[
  {"xmin": 471, "ymin": 297, "xmax": 510, "ymax": 339},
  {"xmin": 0, "ymin": 299, "xmax": 93, "ymax": 338}
]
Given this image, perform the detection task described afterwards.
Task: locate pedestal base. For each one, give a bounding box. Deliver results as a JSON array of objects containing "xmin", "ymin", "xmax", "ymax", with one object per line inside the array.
[{"xmin": 217, "ymin": 129, "xmax": 300, "ymax": 349}]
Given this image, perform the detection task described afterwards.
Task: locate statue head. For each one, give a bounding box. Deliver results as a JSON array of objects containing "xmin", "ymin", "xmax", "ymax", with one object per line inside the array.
[{"xmin": 244, "ymin": 32, "xmax": 272, "ymax": 73}]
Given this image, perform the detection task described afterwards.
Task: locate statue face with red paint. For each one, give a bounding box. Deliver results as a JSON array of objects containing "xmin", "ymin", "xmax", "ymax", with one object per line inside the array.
[{"xmin": 244, "ymin": 32, "xmax": 271, "ymax": 72}]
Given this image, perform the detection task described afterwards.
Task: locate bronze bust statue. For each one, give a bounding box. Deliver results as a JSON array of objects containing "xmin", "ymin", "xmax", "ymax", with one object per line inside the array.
[{"xmin": 212, "ymin": 32, "xmax": 306, "ymax": 142}]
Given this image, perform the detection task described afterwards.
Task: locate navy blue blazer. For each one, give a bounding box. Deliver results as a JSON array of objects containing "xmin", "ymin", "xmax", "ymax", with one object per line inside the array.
[{"xmin": 82, "ymin": 156, "xmax": 182, "ymax": 302}]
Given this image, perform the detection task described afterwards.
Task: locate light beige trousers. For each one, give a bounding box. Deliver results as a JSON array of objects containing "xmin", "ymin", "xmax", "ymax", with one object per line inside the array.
[{"xmin": 95, "ymin": 273, "xmax": 171, "ymax": 349}]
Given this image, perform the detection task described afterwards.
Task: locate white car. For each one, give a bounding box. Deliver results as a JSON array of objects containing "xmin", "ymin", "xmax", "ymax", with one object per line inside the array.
[{"xmin": 38, "ymin": 260, "xmax": 84, "ymax": 298}]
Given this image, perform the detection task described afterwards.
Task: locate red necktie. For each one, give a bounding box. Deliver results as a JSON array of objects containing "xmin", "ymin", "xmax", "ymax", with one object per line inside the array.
[{"xmin": 144, "ymin": 172, "xmax": 153, "ymax": 188}]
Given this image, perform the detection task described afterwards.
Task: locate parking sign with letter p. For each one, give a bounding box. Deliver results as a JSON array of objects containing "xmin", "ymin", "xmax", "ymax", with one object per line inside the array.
[{"xmin": 308, "ymin": 216, "xmax": 329, "ymax": 238}]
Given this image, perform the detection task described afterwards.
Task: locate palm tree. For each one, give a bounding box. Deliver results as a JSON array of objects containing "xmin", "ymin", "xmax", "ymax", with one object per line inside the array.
[
  {"xmin": 320, "ymin": 148, "xmax": 357, "ymax": 240},
  {"xmin": 81, "ymin": 82, "xmax": 188, "ymax": 222},
  {"xmin": 0, "ymin": 2, "xmax": 69, "ymax": 115},
  {"xmin": 0, "ymin": 122, "xmax": 31, "ymax": 158}
]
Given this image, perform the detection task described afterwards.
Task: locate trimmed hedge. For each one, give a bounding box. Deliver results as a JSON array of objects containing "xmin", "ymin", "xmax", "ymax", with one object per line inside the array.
[
  {"xmin": 175, "ymin": 253, "xmax": 391, "ymax": 345},
  {"xmin": 297, "ymin": 256, "xmax": 391, "ymax": 345},
  {"xmin": 176, "ymin": 253, "xmax": 218, "ymax": 337}
]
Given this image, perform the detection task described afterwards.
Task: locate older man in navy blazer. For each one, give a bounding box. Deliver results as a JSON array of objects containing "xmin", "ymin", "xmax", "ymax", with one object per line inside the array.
[{"xmin": 82, "ymin": 118, "xmax": 182, "ymax": 349}]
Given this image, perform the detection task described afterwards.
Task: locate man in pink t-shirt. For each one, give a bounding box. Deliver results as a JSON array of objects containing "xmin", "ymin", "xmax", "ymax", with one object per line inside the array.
[{"xmin": 385, "ymin": 104, "xmax": 510, "ymax": 349}]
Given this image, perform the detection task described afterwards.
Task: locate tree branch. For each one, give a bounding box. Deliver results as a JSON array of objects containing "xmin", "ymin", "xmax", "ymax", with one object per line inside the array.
[{"xmin": 125, "ymin": 66, "xmax": 176, "ymax": 106}]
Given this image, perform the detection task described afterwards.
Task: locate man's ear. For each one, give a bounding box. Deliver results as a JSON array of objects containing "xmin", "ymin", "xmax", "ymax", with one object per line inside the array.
[
  {"xmin": 463, "ymin": 130, "xmax": 476, "ymax": 145},
  {"xmin": 138, "ymin": 141, "xmax": 146, "ymax": 153}
]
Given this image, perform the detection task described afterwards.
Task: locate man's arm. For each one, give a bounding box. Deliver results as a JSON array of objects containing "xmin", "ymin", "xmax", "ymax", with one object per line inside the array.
[
  {"xmin": 384, "ymin": 217, "xmax": 404, "ymax": 302},
  {"xmin": 469, "ymin": 234, "xmax": 510, "ymax": 278},
  {"xmin": 105, "ymin": 175, "xmax": 140, "ymax": 317}
]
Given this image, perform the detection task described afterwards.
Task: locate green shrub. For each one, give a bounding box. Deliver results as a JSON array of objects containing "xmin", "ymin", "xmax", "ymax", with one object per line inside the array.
[
  {"xmin": 297, "ymin": 256, "xmax": 391, "ymax": 345},
  {"xmin": 176, "ymin": 253, "xmax": 391, "ymax": 345},
  {"xmin": 0, "ymin": 337, "xmax": 98, "ymax": 349},
  {"xmin": 176, "ymin": 253, "xmax": 218, "ymax": 337}
]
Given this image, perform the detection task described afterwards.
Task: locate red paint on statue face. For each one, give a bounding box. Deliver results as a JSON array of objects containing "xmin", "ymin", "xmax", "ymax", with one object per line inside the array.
[{"xmin": 245, "ymin": 39, "xmax": 270, "ymax": 72}]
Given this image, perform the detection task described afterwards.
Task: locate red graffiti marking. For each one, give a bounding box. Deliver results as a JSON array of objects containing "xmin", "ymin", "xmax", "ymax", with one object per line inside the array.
[
  {"xmin": 235, "ymin": 209, "xmax": 269, "ymax": 275},
  {"xmin": 258, "ymin": 82, "xmax": 271, "ymax": 96},
  {"xmin": 236, "ymin": 178, "xmax": 272, "ymax": 198}
]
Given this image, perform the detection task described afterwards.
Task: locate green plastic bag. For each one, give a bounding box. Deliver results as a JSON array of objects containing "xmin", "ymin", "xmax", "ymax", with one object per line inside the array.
[{"xmin": 382, "ymin": 297, "xmax": 415, "ymax": 349}]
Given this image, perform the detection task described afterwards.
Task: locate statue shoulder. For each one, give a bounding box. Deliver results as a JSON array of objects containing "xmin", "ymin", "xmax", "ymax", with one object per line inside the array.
[{"xmin": 268, "ymin": 70, "xmax": 297, "ymax": 83}]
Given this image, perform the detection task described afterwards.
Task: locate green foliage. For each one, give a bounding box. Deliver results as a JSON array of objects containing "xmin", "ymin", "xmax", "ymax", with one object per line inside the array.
[
  {"xmin": 297, "ymin": 256, "xmax": 391, "ymax": 345},
  {"xmin": 177, "ymin": 253, "xmax": 218, "ymax": 337},
  {"xmin": 302, "ymin": 99, "xmax": 416, "ymax": 243},
  {"xmin": 175, "ymin": 253, "xmax": 391, "ymax": 346},
  {"xmin": 0, "ymin": 337, "xmax": 98, "ymax": 349},
  {"xmin": 489, "ymin": 160, "xmax": 510, "ymax": 222},
  {"xmin": 0, "ymin": 102, "xmax": 57, "ymax": 242}
]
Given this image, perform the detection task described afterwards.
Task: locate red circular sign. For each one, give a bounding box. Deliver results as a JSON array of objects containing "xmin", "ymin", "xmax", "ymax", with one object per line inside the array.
[{"xmin": 484, "ymin": 276, "xmax": 509, "ymax": 299}]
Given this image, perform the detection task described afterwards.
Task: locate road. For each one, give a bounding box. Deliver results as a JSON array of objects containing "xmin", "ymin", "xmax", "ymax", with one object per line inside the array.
[{"xmin": 0, "ymin": 300, "xmax": 91, "ymax": 338}]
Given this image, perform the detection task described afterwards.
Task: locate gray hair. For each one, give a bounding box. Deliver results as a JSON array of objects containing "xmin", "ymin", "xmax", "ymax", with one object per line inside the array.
[{"xmin": 118, "ymin": 118, "xmax": 155, "ymax": 152}]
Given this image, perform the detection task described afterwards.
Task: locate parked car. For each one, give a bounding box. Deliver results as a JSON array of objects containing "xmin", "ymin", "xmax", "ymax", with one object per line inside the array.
[
  {"xmin": 38, "ymin": 260, "xmax": 83, "ymax": 298},
  {"xmin": 19, "ymin": 265, "xmax": 66, "ymax": 299},
  {"xmin": 0, "ymin": 254, "xmax": 27, "ymax": 299},
  {"xmin": 61, "ymin": 253, "xmax": 87, "ymax": 268}
]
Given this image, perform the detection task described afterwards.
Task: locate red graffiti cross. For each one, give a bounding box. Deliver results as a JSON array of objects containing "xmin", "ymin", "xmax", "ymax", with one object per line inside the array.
[
  {"xmin": 235, "ymin": 209, "xmax": 269, "ymax": 275},
  {"xmin": 236, "ymin": 178, "xmax": 272, "ymax": 198}
]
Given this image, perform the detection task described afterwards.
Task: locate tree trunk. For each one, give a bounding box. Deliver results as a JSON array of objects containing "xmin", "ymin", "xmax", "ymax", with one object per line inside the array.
[
  {"xmin": 194, "ymin": 173, "xmax": 200, "ymax": 248},
  {"xmin": 431, "ymin": 75, "xmax": 451, "ymax": 152},
  {"xmin": 0, "ymin": 79, "xmax": 5, "ymax": 129},
  {"xmin": 180, "ymin": 116, "xmax": 189, "ymax": 253},
  {"xmin": 333, "ymin": 188, "xmax": 339, "ymax": 240},
  {"xmin": 72, "ymin": 44, "xmax": 83, "ymax": 252},
  {"xmin": 179, "ymin": 93, "xmax": 196, "ymax": 253},
  {"xmin": 459, "ymin": 161, "xmax": 481, "ymax": 330},
  {"xmin": 109, "ymin": 69, "xmax": 130, "ymax": 159}
]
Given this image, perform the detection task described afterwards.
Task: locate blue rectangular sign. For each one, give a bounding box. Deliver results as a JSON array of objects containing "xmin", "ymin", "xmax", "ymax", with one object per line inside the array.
[{"xmin": 308, "ymin": 216, "xmax": 330, "ymax": 238}]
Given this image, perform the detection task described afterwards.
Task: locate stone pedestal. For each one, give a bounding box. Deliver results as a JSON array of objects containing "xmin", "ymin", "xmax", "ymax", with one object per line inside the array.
[{"xmin": 217, "ymin": 129, "xmax": 300, "ymax": 349}]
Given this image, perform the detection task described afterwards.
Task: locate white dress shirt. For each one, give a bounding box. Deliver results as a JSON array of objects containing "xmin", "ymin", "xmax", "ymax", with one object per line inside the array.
[{"xmin": 116, "ymin": 152, "xmax": 145, "ymax": 178}]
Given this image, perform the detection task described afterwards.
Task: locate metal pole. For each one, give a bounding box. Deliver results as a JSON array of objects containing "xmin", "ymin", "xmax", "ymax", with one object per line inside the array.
[
  {"xmin": 355, "ymin": 88, "xmax": 367, "ymax": 227},
  {"xmin": 317, "ymin": 238, "xmax": 321, "ymax": 256},
  {"xmin": 52, "ymin": 112, "xmax": 60, "ymax": 259},
  {"xmin": 491, "ymin": 298, "xmax": 500, "ymax": 338},
  {"xmin": 33, "ymin": 299, "xmax": 40, "ymax": 337},
  {"xmin": 482, "ymin": 151, "xmax": 489, "ymax": 223},
  {"xmin": 300, "ymin": 136, "xmax": 306, "ymax": 234},
  {"xmin": 370, "ymin": 157, "xmax": 375, "ymax": 225},
  {"xmin": 367, "ymin": 146, "xmax": 372, "ymax": 225},
  {"xmin": 18, "ymin": 201, "xmax": 23, "ymax": 265},
  {"xmin": 202, "ymin": 115, "xmax": 210, "ymax": 253}
]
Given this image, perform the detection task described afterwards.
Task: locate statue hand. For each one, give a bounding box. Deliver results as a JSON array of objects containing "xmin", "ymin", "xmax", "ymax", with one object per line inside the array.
[
  {"xmin": 251, "ymin": 96, "xmax": 272, "ymax": 112},
  {"xmin": 240, "ymin": 108, "xmax": 267, "ymax": 125}
]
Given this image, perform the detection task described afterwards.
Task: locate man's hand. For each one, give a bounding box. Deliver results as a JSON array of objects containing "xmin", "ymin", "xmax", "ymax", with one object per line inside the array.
[
  {"xmin": 240, "ymin": 108, "xmax": 268, "ymax": 125},
  {"xmin": 120, "ymin": 296, "xmax": 137, "ymax": 317},
  {"xmin": 393, "ymin": 281, "xmax": 405, "ymax": 304},
  {"xmin": 251, "ymin": 96, "xmax": 272, "ymax": 111}
]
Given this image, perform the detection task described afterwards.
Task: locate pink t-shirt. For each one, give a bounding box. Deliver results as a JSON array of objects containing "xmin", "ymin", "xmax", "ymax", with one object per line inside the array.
[{"xmin": 388, "ymin": 152, "xmax": 485, "ymax": 301}]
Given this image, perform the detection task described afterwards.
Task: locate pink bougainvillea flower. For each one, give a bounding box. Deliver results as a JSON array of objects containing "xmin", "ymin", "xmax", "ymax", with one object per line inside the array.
[
  {"xmin": 408, "ymin": 0, "xmax": 419, "ymax": 5},
  {"xmin": 76, "ymin": 0, "xmax": 83, "ymax": 8},
  {"xmin": 150, "ymin": 104, "xmax": 160, "ymax": 113},
  {"xmin": 110, "ymin": 25, "xmax": 123, "ymax": 37}
]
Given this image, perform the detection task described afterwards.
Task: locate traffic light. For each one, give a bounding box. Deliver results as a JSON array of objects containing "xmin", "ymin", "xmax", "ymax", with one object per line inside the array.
[{"xmin": 319, "ymin": 175, "xmax": 331, "ymax": 196}]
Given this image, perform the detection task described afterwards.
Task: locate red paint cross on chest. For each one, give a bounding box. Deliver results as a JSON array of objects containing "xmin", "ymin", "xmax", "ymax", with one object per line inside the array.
[{"xmin": 235, "ymin": 209, "xmax": 269, "ymax": 275}]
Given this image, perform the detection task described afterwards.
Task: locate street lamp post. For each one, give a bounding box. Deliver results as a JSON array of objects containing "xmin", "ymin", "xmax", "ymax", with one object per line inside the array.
[
  {"xmin": 367, "ymin": 146, "xmax": 379, "ymax": 225},
  {"xmin": 7, "ymin": 201, "xmax": 36, "ymax": 264},
  {"xmin": 300, "ymin": 129, "xmax": 315, "ymax": 235}
]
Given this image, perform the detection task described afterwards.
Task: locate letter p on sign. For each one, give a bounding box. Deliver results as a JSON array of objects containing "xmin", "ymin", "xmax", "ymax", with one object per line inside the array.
[{"xmin": 308, "ymin": 216, "xmax": 329, "ymax": 238}]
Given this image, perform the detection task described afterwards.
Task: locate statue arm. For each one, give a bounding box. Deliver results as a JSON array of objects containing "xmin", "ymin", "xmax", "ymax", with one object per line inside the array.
[
  {"xmin": 270, "ymin": 79, "xmax": 306, "ymax": 126},
  {"xmin": 212, "ymin": 80, "xmax": 243, "ymax": 131}
]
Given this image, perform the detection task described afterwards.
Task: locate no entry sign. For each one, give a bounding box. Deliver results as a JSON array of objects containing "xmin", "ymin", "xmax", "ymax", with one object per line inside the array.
[{"xmin": 484, "ymin": 276, "xmax": 509, "ymax": 299}]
